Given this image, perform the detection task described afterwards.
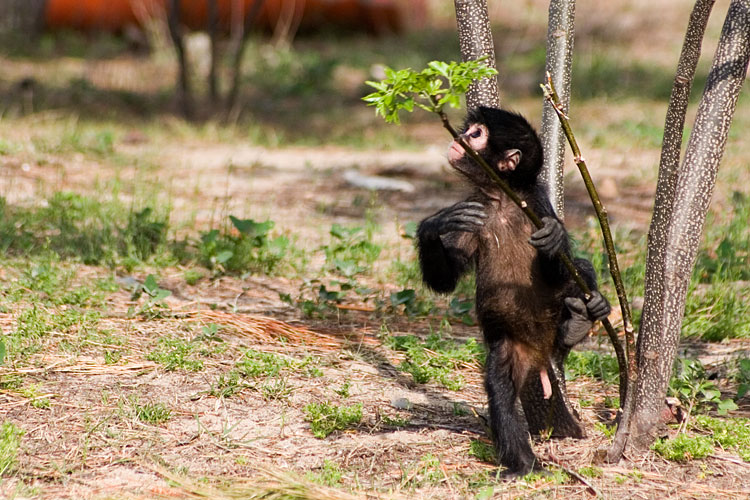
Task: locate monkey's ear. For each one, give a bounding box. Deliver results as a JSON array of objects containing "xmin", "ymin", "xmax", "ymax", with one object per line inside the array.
[{"xmin": 498, "ymin": 149, "xmax": 522, "ymax": 172}]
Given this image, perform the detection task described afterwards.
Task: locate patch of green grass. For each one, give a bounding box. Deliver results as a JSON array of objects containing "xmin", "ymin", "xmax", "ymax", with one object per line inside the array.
[
  {"xmin": 134, "ymin": 402, "xmax": 172, "ymax": 425},
  {"xmin": 0, "ymin": 422, "xmax": 23, "ymax": 476},
  {"xmin": 577, "ymin": 466, "xmax": 603, "ymax": 478},
  {"xmin": 260, "ymin": 378, "xmax": 292, "ymax": 401},
  {"xmin": 652, "ymin": 433, "xmax": 714, "ymax": 462},
  {"xmin": 468, "ymin": 439, "xmax": 496, "ymax": 464},
  {"xmin": 565, "ymin": 350, "xmax": 619, "ymax": 384},
  {"xmin": 669, "ymin": 359, "xmax": 737, "ymax": 416},
  {"xmin": 401, "ymin": 454, "xmax": 443, "ymax": 489},
  {"xmin": 384, "ymin": 331, "xmax": 484, "ymax": 390},
  {"xmin": 20, "ymin": 384, "xmax": 51, "ymax": 409},
  {"xmin": 236, "ymin": 349, "xmax": 295, "ymax": 378},
  {"xmin": 146, "ymin": 336, "xmax": 204, "ymax": 372},
  {"xmin": 303, "ymin": 402, "xmax": 363, "ymax": 438},
  {"xmin": 694, "ymin": 415, "xmax": 750, "ymax": 461},
  {"xmin": 380, "ymin": 414, "xmax": 409, "ymax": 428},
  {"xmin": 305, "ymin": 460, "xmax": 343, "ymax": 487}
]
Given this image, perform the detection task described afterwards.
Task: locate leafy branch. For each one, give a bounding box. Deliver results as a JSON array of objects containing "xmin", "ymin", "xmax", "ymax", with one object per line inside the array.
[{"xmin": 364, "ymin": 60, "xmax": 626, "ymax": 401}]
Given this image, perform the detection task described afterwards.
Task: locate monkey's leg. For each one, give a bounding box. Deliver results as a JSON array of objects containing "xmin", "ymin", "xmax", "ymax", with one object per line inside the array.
[{"xmin": 485, "ymin": 339, "xmax": 537, "ymax": 475}]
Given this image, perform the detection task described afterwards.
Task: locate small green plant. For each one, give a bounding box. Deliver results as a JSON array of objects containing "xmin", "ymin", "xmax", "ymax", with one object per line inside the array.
[
  {"xmin": 401, "ymin": 454, "xmax": 443, "ymax": 489},
  {"xmin": 333, "ymin": 381, "xmax": 351, "ymax": 398},
  {"xmin": 577, "ymin": 466, "xmax": 603, "ymax": 478},
  {"xmin": 381, "ymin": 414, "xmax": 409, "ymax": 427},
  {"xmin": 260, "ymin": 378, "xmax": 292, "ymax": 401},
  {"xmin": 0, "ymin": 422, "xmax": 22, "ymax": 476},
  {"xmin": 134, "ymin": 402, "xmax": 172, "ymax": 425},
  {"xmin": 236, "ymin": 349, "xmax": 295, "ymax": 378},
  {"xmin": 130, "ymin": 274, "xmax": 172, "ymax": 319},
  {"xmin": 198, "ymin": 216, "xmax": 288, "ymax": 275},
  {"xmin": 303, "ymin": 402, "xmax": 363, "ymax": 438},
  {"xmin": 652, "ymin": 433, "xmax": 714, "ymax": 461},
  {"xmin": 669, "ymin": 359, "xmax": 738, "ymax": 417},
  {"xmin": 694, "ymin": 415, "xmax": 750, "ymax": 461},
  {"xmin": 323, "ymin": 223, "xmax": 382, "ymax": 277},
  {"xmin": 565, "ymin": 350, "xmax": 619, "ymax": 384},
  {"xmin": 735, "ymin": 359, "xmax": 750, "ymax": 400},
  {"xmin": 305, "ymin": 460, "xmax": 343, "ymax": 487},
  {"xmin": 146, "ymin": 336, "xmax": 203, "ymax": 371},
  {"xmin": 469, "ymin": 439, "xmax": 496, "ymax": 463},
  {"xmin": 384, "ymin": 331, "xmax": 484, "ymax": 390}
]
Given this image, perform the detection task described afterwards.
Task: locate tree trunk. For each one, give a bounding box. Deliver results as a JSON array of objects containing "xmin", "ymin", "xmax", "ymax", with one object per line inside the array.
[
  {"xmin": 608, "ymin": 0, "xmax": 716, "ymax": 462},
  {"xmin": 208, "ymin": 0, "xmax": 221, "ymax": 103},
  {"xmin": 0, "ymin": 0, "xmax": 46, "ymax": 34},
  {"xmin": 614, "ymin": 0, "xmax": 749, "ymax": 456},
  {"xmin": 167, "ymin": 0, "xmax": 194, "ymax": 119},
  {"xmin": 453, "ymin": 0, "xmax": 500, "ymax": 109},
  {"xmin": 226, "ymin": 0, "xmax": 266, "ymax": 119},
  {"xmin": 539, "ymin": 0, "xmax": 575, "ymax": 219}
]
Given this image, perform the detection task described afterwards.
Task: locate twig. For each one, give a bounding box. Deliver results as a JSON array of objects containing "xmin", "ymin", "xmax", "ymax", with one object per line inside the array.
[
  {"xmin": 543, "ymin": 459, "xmax": 601, "ymax": 497},
  {"xmin": 541, "ymin": 73, "xmax": 633, "ymax": 405}
]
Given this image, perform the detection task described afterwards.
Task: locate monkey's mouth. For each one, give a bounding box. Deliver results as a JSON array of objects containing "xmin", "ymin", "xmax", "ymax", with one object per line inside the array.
[{"xmin": 448, "ymin": 141, "xmax": 465, "ymax": 163}]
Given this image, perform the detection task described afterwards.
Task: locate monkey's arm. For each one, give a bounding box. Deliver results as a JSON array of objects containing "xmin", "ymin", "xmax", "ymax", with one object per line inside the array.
[{"xmin": 417, "ymin": 201, "xmax": 483, "ymax": 294}]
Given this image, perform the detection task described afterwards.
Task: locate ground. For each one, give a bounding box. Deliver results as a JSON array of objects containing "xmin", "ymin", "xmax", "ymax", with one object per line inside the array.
[{"xmin": 0, "ymin": 0, "xmax": 749, "ymax": 498}]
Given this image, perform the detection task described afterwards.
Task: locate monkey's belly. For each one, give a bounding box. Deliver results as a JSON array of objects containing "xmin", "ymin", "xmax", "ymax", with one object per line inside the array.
[{"xmin": 475, "ymin": 281, "xmax": 562, "ymax": 348}]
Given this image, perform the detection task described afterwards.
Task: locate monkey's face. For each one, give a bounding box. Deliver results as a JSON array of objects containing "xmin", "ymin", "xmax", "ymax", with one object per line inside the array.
[{"xmin": 448, "ymin": 121, "xmax": 522, "ymax": 186}]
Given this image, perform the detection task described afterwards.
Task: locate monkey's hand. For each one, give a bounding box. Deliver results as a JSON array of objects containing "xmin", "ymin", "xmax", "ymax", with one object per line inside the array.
[
  {"xmin": 419, "ymin": 201, "xmax": 487, "ymax": 239},
  {"xmin": 529, "ymin": 217, "xmax": 566, "ymax": 257},
  {"xmin": 561, "ymin": 292, "xmax": 610, "ymax": 347}
]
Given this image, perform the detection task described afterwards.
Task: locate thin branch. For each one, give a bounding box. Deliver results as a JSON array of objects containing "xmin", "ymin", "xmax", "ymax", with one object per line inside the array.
[{"xmin": 541, "ymin": 74, "xmax": 631, "ymax": 405}]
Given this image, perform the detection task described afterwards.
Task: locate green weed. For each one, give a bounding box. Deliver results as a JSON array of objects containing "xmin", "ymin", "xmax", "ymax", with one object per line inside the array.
[
  {"xmin": 303, "ymin": 402, "xmax": 363, "ymax": 438},
  {"xmin": 305, "ymin": 460, "xmax": 343, "ymax": 487},
  {"xmin": 694, "ymin": 415, "xmax": 750, "ymax": 461},
  {"xmin": 565, "ymin": 350, "xmax": 619, "ymax": 384},
  {"xmin": 197, "ymin": 216, "xmax": 289, "ymax": 275},
  {"xmin": 401, "ymin": 454, "xmax": 443, "ymax": 489},
  {"xmin": 134, "ymin": 402, "xmax": 172, "ymax": 425},
  {"xmin": 146, "ymin": 336, "xmax": 203, "ymax": 371},
  {"xmin": 323, "ymin": 223, "xmax": 382, "ymax": 277},
  {"xmin": 385, "ymin": 331, "xmax": 484, "ymax": 390},
  {"xmin": 469, "ymin": 439, "xmax": 496, "ymax": 463},
  {"xmin": 0, "ymin": 422, "xmax": 23, "ymax": 476},
  {"xmin": 669, "ymin": 359, "xmax": 737, "ymax": 416},
  {"xmin": 236, "ymin": 349, "xmax": 295, "ymax": 378},
  {"xmin": 652, "ymin": 433, "xmax": 714, "ymax": 461}
]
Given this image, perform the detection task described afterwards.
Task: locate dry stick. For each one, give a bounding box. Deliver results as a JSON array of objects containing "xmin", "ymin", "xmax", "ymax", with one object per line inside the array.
[
  {"xmin": 433, "ymin": 100, "xmax": 623, "ymax": 385},
  {"xmin": 541, "ymin": 74, "xmax": 632, "ymax": 406}
]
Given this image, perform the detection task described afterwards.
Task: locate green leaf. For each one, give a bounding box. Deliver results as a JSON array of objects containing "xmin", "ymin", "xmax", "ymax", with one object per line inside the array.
[{"xmin": 717, "ymin": 398, "xmax": 738, "ymax": 415}]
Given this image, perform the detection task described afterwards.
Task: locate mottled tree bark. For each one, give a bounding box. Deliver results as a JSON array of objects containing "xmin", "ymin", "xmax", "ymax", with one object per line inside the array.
[
  {"xmin": 608, "ymin": 0, "xmax": 715, "ymax": 461},
  {"xmin": 612, "ymin": 0, "xmax": 749, "ymax": 458},
  {"xmin": 453, "ymin": 0, "xmax": 500, "ymax": 108},
  {"xmin": 539, "ymin": 0, "xmax": 575, "ymax": 219}
]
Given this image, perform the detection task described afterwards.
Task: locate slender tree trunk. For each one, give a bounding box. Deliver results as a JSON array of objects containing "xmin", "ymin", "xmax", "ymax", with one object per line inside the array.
[
  {"xmin": 208, "ymin": 0, "xmax": 220, "ymax": 103},
  {"xmin": 226, "ymin": 0, "xmax": 266, "ymax": 118},
  {"xmin": 539, "ymin": 0, "xmax": 575, "ymax": 219},
  {"xmin": 614, "ymin": 0, "xmax": 749, "ymax": 457},
  {"xmin": 453, "ymin": 0, "xmax": 500, "ymax": 108},
  {"xmin": 167, "ymin": 0, "xmax": 193, "ymax": 119},
  {"xmin": 608, "ymin": 0, "xmax": 715, "ymax": 461}
]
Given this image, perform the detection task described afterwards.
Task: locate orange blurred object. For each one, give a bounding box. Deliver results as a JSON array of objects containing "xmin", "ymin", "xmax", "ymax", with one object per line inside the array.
[{"xmin": 43, "ymin": 0, "xmax": 426, "ymax": 33}]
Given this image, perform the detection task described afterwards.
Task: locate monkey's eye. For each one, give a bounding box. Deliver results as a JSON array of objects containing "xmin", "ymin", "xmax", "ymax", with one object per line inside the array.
[{"xmin": 469, "ymin": 128, "xmax": 482, "ymax": 139}]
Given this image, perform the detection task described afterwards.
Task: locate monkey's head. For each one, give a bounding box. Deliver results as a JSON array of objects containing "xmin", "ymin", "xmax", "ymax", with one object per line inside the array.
[{"xmin": 448, "ymin": 107, "xmax": 543, "ymax": 190}]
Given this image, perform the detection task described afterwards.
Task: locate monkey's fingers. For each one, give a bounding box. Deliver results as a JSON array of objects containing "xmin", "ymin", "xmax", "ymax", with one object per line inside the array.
[
  {"xmin": 529, "ymin": 217, "xmax": 565, "ymax": 256},
  {"xmin": 586, "ymin": 291, "xmax": 611, "ymax": 321},
  {"xmin": 563, "ymin": 297, "xmax": 587, "ymax": 318},
  {"xmin": 452, "ymin": 201, "xmax": 487, "ymax": 212}
]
